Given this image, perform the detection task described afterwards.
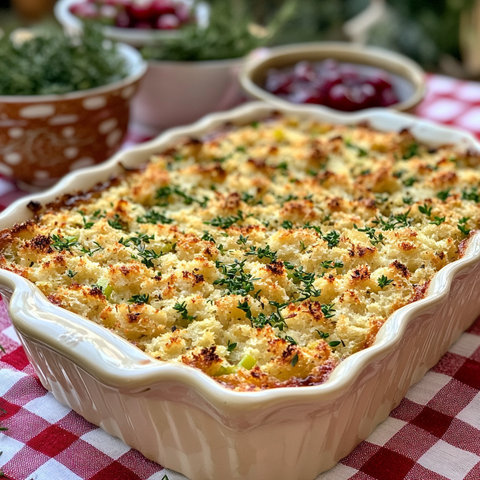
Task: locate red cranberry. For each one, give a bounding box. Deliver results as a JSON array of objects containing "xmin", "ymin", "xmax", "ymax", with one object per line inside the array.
[
  {"xmin": 263, "ymin": 59, "xmax": 400, "ymax": 111},
  {"xmin": 126, "ymin": 2, "xmax": 152, "ymax": 20},
  {"xmin": 289, "ymin": 87, "xmax": 325, "ymax": 105},
  {"xmin": 102, "ymin": 0, "xmax": 131, "ymax": 5},
  {"xmin": 70, "ymin": 2, "xmax": 98, "ymax": 18},
  {"xmin": 318, "ymin": 71, "xmax": 342, "ymax": 95},
  {"xmin": 156, "ymin": 13, "xmax": 180, "ymax": 29},
  {"xmin": 99, "ymin": 4, "xmax": 117, "ymax": 19},
  {"xmin": 151, "ymin": 0, "xmax": 176, "ymax": 16},
  {"xmin": 133, "ymin": 20, "xmax": 153, "ymax": 29},
  {"xmin": 265, "ymin": 70, "xmax": 293, "ymax": 95},
  {"xmin": 327, "ymin": 84, "xmax": 358, "ymax": 111},
  {"xmin": 380, "ymin": 88, "xmax": 399, "ymax": 106},
  {"xmin": 366, "ymin": 72, "xmax": 393, "ymax": 92},
  {"xmin": 294, "ymin": 61, "xmax": 316, "ymax": 82}
]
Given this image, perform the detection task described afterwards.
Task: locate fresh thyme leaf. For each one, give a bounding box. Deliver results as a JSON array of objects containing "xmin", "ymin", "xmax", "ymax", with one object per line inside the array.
[
  {"xmin": 227, "ymin": 340, "xmax": 237, "ymax": 352},
  {"xmin": 316, "ymin": 330, "xmax": 330, "ymax": 339},
  {"xmin": 437, "ymin": 189, "xmax": 451, "ymax": 201},
  {"xmin": 321, "ymin": 303, "xmax": 336, "ymax": 319},
  {"xmin": 201, "ymin": 231, "xmax": 215, "ymax": 243},
  {"xmin": 134, "ymin": 244, "xmax": 162, "ymax": 269},
  {"xmin": 128, "ymin": 294, "xmax": 149, "ymax": 304},
  {"xmin": 156, "ymin": 185, "xmax": 208, "ymax": 208},
  {"xmin": 403, "ymin": 196, "xmax": 414, "ymax": 205},
  {"xmin": 108, "ymin": 214, "xmax": 125, "ymax": 230},
  {"xmin": 328, "ymin": 340, "xmax": 341, "ymax": 348},
  {"xmin": 137, "ymin": 210, "xmax": 173, "ymax": 225},
  {"xmin": 214, "ymin": 260, "xmax": 259, "ymax": 296},
  {"xmin": 282, "ymin": 220, "xmax": 293, "ymax": 229},
  {"xmin": 354, "ymin": 224, "xmax": 385, "ymax": 246},
  {"xmin": 51, "ymin": 234, "xmax": 78, "ymax": 252},
  {"xmin": 78, "ymin": 210, "xmax": 94, "ymax": 229},
  {"xmin": 458, "ymin": 217, "xmax": 471, "ymax": 236},
  {"xmin": 80, "ymin": 241, "xmax": 104, "ymax": 257},
  {"xmin": 322, "ymin": 230, "xmax": 340, "ymax": 248},
  {"xmin": 288, "ymin": 266, "xmax": 321, "ymax": 302},
  {"xmin": 378, "ymin": 275, "xmax": 394, "ymax": 289},
  {"xmin": 0, "ymin": 24, "xmax": 127, "ymax": 96},
  {"xmin": 236, "ymin": 234, "xmax": 249, "ymax": 245},
  {"xmin": 283, "ymin": 335, "xmax": 297, "ymax": 345},
  {"xmin": 462, "ymin": 187, "xmax": 480, "ymax": 203},
  {"xmin": 418, "ymin": 203, "xmax": 432, "ymax": 217},
  {"xmin": 278, "ymin": 194, "xmax": 298, "ymax": 206},
  {"xmin": 430, "ymin": 216, "xmax": 446, "ymax": 225},
  {"xmin": 67, "ymin": 269, "xmax": 77, "ymax": 278},
  {"xmin": 345, "ymin": 140, "xmax": 368, "ymax": 157},
  {"xmin": 141, "ymin": 0, "xmax": 296, "ymax": 62},
  {"xmin": 173, "ymin": 302, "xmax": 196, "ymax": 322},
  {"xmin": 0, "ymin": 345, "xmax": 5, "ymax": 354},
  {"xmin": 402, "ymin": 142, "xmax": 419, "ymax": 159},
  {"xmin": 320, "ymin": 260, "xmax": 344, "ymax": 269},
  {"xmin": 204, "ymin": 210, "xmax": 244, "ymax": 229},
  {"xmin": 403, "ymin": 177, "xmax": 417, "ymax": 187},
  {"xmin": 119, "ymin": 233, "xmax": 154, "ymax": 247},
  {"xmin": 372, "ymin": 210, "xmax": 411, "ymax": 230},
  {"xmin": 291, "ymin": 353, "xmax": 299, "ymax": 367},
  {"xmin": 244, "ymin": 245, "xmax": 278, "ymax": 262}
]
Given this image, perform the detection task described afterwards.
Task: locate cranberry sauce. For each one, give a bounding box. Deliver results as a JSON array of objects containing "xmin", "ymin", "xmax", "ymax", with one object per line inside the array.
[{"xmin": 264, "ymin": 59, "xmax": 400, "ymax": 111}]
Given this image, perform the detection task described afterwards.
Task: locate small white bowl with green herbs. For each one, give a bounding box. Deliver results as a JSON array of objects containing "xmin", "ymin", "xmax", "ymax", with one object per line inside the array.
[
  {"xmin": 130, "ymin": 0, "xmax": 295, "ymax": 130},
  {"xmin": 0, "ymin": 26, "xmax": 147, "ymax": 188}
]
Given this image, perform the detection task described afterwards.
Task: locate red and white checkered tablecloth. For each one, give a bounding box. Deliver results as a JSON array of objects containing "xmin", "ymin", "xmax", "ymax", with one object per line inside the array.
[{"xmin": 1, "ymin": 74, "xmax": 480, "ymax": 480}]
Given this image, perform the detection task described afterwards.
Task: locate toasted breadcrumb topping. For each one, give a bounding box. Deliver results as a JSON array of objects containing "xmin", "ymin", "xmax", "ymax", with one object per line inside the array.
[{"xmin": 1, "ymin": 115, "xmax": 479, "ymax": 391}]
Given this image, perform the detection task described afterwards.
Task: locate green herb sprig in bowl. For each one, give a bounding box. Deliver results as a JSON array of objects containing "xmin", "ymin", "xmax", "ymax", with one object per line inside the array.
[
  {"xmin": 0, "ymin": 25, "xmax": 128, "ymax": 96},
  {"xmin": 0, "ymin": 24, "xmax": 146, "ymax": 187}
]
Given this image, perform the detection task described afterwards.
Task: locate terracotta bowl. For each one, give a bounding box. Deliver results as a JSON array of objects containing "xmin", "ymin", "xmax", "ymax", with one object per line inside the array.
[
  {"xmin": 0, "ymin": 43, "xmax": 147, "ymax": 188},
  {"xmin": 240, "ymin": 42, "xmax": 426, "ymax": 114}
]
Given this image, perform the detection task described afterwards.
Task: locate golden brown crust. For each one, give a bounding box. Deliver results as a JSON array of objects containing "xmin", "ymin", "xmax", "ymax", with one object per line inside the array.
[{"xmin": 1, "ymin": 115, "xmax": 479, "ymax": 391}]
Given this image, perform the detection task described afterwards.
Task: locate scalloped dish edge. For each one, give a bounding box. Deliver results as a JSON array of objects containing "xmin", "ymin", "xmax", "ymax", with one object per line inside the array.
[{"xmin": 2, "ymin": 102, "xmax": 480, "ymax": 408}]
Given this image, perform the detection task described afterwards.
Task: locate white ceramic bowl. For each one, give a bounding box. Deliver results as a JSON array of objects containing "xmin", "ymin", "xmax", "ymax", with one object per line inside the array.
[
  {"xmin": 1, "ymin": 103, "xmax": 480, "ymax": 480},
  {"xmin": 131, "ymin": 57, "xmax": 244, "ymax": 131},
  {"xmin": 55, "ymin": 0, "xmax": 208, "ymax": 48},
  {"xmin": 240, "ymin": 42, "xmax": 427, "ymax": 114}
]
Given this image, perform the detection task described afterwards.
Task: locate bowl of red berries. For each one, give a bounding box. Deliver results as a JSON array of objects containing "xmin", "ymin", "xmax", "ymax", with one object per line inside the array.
[
  {"xmin": 240, "ymin": 42, "xmax": 426, "ymax": 113},
  {"xmin": 55, "ymin": 0, "xmax": 206, "ymax": 47}
]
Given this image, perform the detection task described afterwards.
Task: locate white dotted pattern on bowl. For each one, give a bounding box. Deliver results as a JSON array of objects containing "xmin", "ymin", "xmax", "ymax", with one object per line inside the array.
[
  {"xmin": 19, "ymin": 105, "xmax": 56, "ymax": 119},
  {"xmin": 83, "ymin": 96, "xmax": 107, "ymax": 110},
  {"xmin": 49, "ymin": 115, "xmax": 79, "ymax": 126}
]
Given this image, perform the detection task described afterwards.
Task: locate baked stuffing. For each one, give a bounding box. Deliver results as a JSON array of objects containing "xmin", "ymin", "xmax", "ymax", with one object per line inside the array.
[{"xmin": 1, "ymin": 114, "xmax": 479, "ymax": 391}]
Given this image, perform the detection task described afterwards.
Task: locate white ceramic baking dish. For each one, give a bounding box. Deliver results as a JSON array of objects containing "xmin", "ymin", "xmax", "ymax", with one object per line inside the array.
[{"xmin": 2, "ymin": 102, "xmax": 480, "ymax": 480}]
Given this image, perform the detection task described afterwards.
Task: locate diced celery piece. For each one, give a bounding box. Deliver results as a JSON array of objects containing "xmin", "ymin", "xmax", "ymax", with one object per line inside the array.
[
  {"xmin": 96, "ymin": 278, "xmax": 112, "ymax": 298},
  {"xmin": 161, "ymin": 243, "xmax": 174, "ymax": 254},
  {"xmin": 104, "ymin": 285, "xmax": 113, "ymax": 299},
  {"xmin": 287, "ymin": 271, "xmax": 300, "ymax": 283},
  {"xmin": 273, "ymin": 128, "xmax": 285, "ymax": 141},
  {"xmin": 214, "ymin": 364, "xmax": 238, "ymax": 376},
  {"xmin": 237, "ymin": 354, "xmax": 256, "ymax": 370}
]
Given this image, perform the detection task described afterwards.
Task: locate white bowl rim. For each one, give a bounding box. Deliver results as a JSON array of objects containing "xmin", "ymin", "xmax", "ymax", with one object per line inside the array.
[
  {"xmin": 0, "ymin": 42, "xmax": 147, "ymax": 103},
  {"xmin": 240, "ymin": 41, "xmax": 427, "ymax": 113},
  {"xmin": 55, "ymin": 0, "xmax": 206, "ymax": 46},
  {"xmin": 145, "ymin": 57, "xmax": 244, "ymax": 67},
  {"xmin": 2, "ymin": 101, "xmax": 480, "ymax": 411}
]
